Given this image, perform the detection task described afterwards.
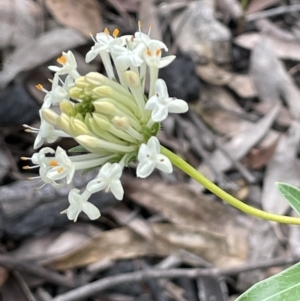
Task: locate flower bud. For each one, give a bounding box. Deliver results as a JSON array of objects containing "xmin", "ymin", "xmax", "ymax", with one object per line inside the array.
[
  {"xmin": 93, "ymin": 86, "xmax": 113, "ymax": 98},
  {"xmin": 93, "ymin": 101, "xmax": 116, "ymax": 115},
  {"xmin": 85, "ymin": 72, "xmax": 104, "ymax": 86},
  {"xmin": 69, "ymin": 87, "xmax": 83, "ymax": 99},
  {"xmin": 124, "ymin": 70, "xmax": 140, "ymax": 88},
  {"xmin": 112, "ymin": 116, "xmax": 130, "ymax": 130},
  {"xmin": 92, "ymin": 113, "xmax": 110, "ymax": 130},
  {"xmin": 41, "ymin": 109, "xmax": 59, "ymax": 126},
  {"xmin": 75, "ymin": 76, "xmax": 90, "ymax": 89},
  {"xmin": 60, "ymin": 100, "xmax": 74, "ymax": 115}
]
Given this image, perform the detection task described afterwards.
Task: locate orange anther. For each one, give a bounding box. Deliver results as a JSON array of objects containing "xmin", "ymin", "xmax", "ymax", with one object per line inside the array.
[
  {"xmin": 156, "ymin": 49, "xmax": 161, "ymax": 56},
  {"xmin": 138, "ymin": 20, "xmax": 142, "ymax": 30},
  {"xmin": 36, "ymin": 84, "xmax": 43, "ymax": 91},
  {"xmin": 104, "ymin": 27, "xmax": 110, "ymax": 35},
  {"xmin": 146, "ymin": 49, "xmax": 152, "ymax": 56},
  {"xmin": 113, "ymin": 28, "xmax": 119, "ymax": 38},
  {"xmin": 57, "ymin": 55, "xmax": 67, "ymax": 65},
  {"xmin": 49, "ymin": 160, "xmax": 58, "ymax": 167},
  {"xmin": 57, "ymin": 167, "xmax": 64, "ymax": 173}
]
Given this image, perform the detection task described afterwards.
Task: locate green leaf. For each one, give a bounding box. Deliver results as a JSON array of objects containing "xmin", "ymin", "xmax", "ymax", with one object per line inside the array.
[
  {"xmin": 235, "ymin": 262, "xmax": 300, "ymax": 301},
  {"xmin": 276, "ymin": 182, "xmax": 300, "ymax": 216}
]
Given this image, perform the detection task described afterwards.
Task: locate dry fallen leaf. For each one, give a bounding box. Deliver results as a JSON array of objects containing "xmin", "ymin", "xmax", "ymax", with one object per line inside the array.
[
  {"xmin": 235, "ymin": 32, "xmax": 300, "ymax": 61},
  {"xmin": 0, "ymin": 28, "xmax": 87, "ymax": 89},
  {"xmin": 250, "ymin": 36, "xmax": 300, "ymax": 118},
  {"xmin": 191, "ymin": 103, "xmax": 280, "ymax": 191},
  {"xmin": 262, "ymin": 122, "xmax": 300, "ymax": 215},
  {"xmin": 45, "ymin": 0, "xmax": 103, "ymax": 36},
  {"xmin": 169, "ymin": 0, "xmax": 231, "ymax": 63},
  {"xmin": 245, "ymin": 0, "xmax": 281, "ymax": 14},
  {"xmin": 0, "ymin": 0, "xmax": 42, "ymax": 49},
  {"xmin": 243, "ymin": 136, "xmax": 279, "ymax": 169},
  {"xmin": 198, "ymin": 85, "xmax": 251, "ymax": 136},
  {"xmin": 44, "ymin": 223, "xmax": 247, "ymax": 270},
  {"xmin": 11, "ymin": 223, "xmax": 101, "ymax": 262}
]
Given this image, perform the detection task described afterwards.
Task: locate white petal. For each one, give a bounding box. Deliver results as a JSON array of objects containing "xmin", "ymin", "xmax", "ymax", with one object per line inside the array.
[
  {"xmin": 66, "ymin": 166, "xmax": 75, "ymax": 184},
  {"xmin": 137, "ymin": 143, "xmax": 148, "ymax": 161},
  {"xmin": 85, "ymin": 49, "xmax": 98, "ymax": 63},
  {"xmin": 110, "ymin": 163, "xmax": 123, "ymax": 179},
  {"xmin": 167, "ymin": 99, "xmax": 189, "ymax": 114},
  {"xmin": 137, "ymin": 160, "xmax": 155, "ymax": 178},
  {"xmin": 110, "ymin": 180, "xmax": 124, "ymax": 200},
  {"xmin": 115, "ymin": 56, "xmax": 130, "ymax": 71},
  {"xmin": 151, "ymin": 104, "xmax": 168, "ymax": 122},
  {"xmin": 33, "ymin": 134, "xmax": 43, "ymax": 149},
  {"xmin": 68, "ymin": 189, "xmax": 82, "ymax": 205},
  {"xmin": 67, "ymin": 206, "xmax": 81, "ymax": 222},
  {"xmin": 145, "ymin": 95, "xmax": 159, "ymax": 110},
  {"xmin": 155, "ymin": 155, "xmax": 173, "ymax": 173},
  {"xmin": 155, "ymin": 79, "xmax": 169, "ymax": 99},
  {"xmin": 48, "ymin": 66, "xmax": 60, "ymax": 72},
  {"xmin": 87, "ymin": 179, "xmax": 108, "ymax": 193},
  {"xmin": 82, "ymin": 202, "xmax": 101, "ymax": 220},
  {"xmin": 148, "ymin": 136, "xmax": 160, "ymax": 155},
  {"xmin": 159, "ymin": 55, "xmax": 176, "ymax": 68},
  {"xmin": 100, "ymin": 162, "xmax": 112, "ymax": 175}
]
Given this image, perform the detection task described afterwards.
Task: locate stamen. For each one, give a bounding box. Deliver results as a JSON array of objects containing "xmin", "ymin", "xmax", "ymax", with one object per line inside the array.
[
  {"xmin": 20, "ymin": 156, "xmax": 30, "ymax": 161},
  {"xmin": 138, "ymin": 21, "xmax": 142, "ymax": 31},
  {"xmin": 49, "ymin": 160, "xmax": 59, "ymax": 167},
  {"xmin": 36, "ymin": 84, "xmax": 43, "ymax": 91},
  {"xmin": 57, "ymin": 167, "xmax": 64, "ymax": 173},
  {"xmin": 57, "ymin": 55, "xmax": 67, "ymax": 65},
  {"xmin": 156, "ymin": 49, "xmax": 161, "ymax": 56},
  {"xmin": 113, "ymin": 28, "xmax": 119, "ymax": 38},
  {"xmin": 89, "ymin": 32, "xmax": 96, "ymax": 43},
  {"xmin": 104, "ymin": 27, "xmax": 110, "ymax": 35},
  {"xmin": 146, "ymin": 49, "xmax": 152, "ymax": 56},
  {"xmin": 23, "ymin": 165, "xmax": 38, "ymax": 170},
  {"xmin": 148, "ymin": 24, "xmax": 152, "ymax": 36}
]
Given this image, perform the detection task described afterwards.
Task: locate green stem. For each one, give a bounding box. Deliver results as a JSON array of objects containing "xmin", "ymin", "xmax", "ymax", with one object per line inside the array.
[{"xmin": 161, "ymin": 146, "xmax": 300, "ymax": 225}]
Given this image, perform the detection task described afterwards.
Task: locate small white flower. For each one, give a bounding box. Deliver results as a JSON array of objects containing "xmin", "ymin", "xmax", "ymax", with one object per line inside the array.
[
  {"xmin": 87, "ymin": 162, "xmax": 124, "ymax": 200},
  {"xmin": 46, "ymin": 146, "xmax": 75, "ymax": 184},
  {"xmin": 27, "ymin": 111, "xmax": 70, "ymax": 149},
  {"xmin": 61, "ymin": 189, "xmax": 100, "ymax": 222},
  {"xmin": 145, "ymin": 79, "xmax": 188, "ymax": 122},
  {"xmin": 49, "ymin": 51, "xmax": 79, "ymax": 78},
  {"xmin": 137, "ymin": 136, "xmax": 172, "ymax": 178},
  {"xmin": 112, "ymin": 46, "xmax": 144, "ymax": 71},
  {"xmin": 41, "ymin": 75, "xmax": 68, "ymax": 108},
  {"xmin": 85, "ymin": 32, "xmax": 124, "ymax": 63},
  {"xmin": 134, "ymin": 31, "xmax": 168, "ymax": 51},
  {"xmin": 144, "ymin": 45, "xmax": 175, "ymax": 69}
]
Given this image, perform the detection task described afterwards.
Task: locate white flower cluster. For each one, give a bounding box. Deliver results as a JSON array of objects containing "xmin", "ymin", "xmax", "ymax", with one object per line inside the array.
[{"xmin": 22, "ymin": 24, "xmax": 188, "ymax": 222}]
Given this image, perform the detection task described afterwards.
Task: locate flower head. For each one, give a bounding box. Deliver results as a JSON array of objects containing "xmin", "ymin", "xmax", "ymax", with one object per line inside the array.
[{"xmin": 23, "ymin": 24, "xmax": 189, "ymax": 221}]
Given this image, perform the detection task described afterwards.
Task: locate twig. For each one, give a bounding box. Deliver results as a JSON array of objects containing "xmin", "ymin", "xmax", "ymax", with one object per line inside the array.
[
  {"xmin": 246, "ymin": 4, "xmax": 300, "ymax": 22},
  {"xmin": 51, "ymin": 257, "xmax": 300, "ymax": 301},
  {"xmin": 0, "ymin": 255, "xmax": 74, "ymax": 288}
]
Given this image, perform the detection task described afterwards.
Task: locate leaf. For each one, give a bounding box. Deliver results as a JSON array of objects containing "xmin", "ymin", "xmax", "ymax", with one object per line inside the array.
[
  {"xmin": 45, "ymin": 0, "xmax": 103, "ymax": 36},
  {"xmin": 44, "ymin": 223, "xmax": 247, "ymax": 270},
  {"xmin": 235, "ymin": 262, "xmax": 300, "ymax": 301},
  {"xmin": 276, "ymin": 183, "xmax": 300, "ymax": 216}
]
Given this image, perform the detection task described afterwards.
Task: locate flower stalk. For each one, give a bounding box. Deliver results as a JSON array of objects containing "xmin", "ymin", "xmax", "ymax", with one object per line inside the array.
[{"xmin": 161, "ymin": 146, "xmax": 300, "ymax": 225}]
